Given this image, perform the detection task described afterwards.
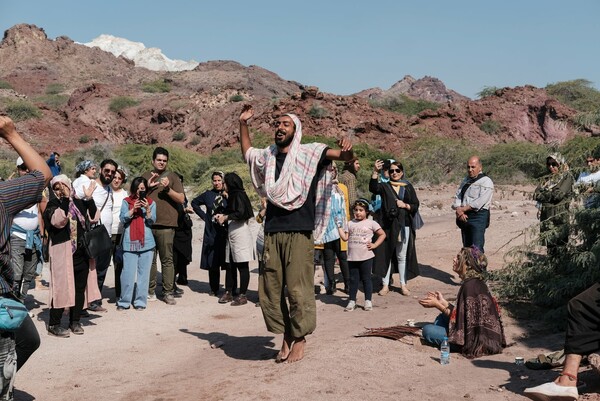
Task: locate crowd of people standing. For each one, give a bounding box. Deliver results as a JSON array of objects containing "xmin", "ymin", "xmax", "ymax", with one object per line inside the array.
[{"xmin": 2, "ymin": 106, "xmax": 600, "ymax": 401}]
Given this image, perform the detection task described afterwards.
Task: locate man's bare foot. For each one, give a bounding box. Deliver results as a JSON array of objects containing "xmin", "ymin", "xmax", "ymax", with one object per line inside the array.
[
  {"xmin": 275, "ymin": 334, "xmax": 294, "ymax": 363},
  {"xmin": 285, "ymin": 336, "xmax": 306, "ymax": 364}
]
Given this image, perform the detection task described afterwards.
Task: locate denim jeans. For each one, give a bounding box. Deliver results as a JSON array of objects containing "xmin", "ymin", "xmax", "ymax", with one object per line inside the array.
[
  {"xmin": 9, "ymin": 236, "xmax": 39, "ymax": 291},
  {"xmin": 382, "ymin": 227, "xmax": 410, "ymax": 286},
  {"xmin": 460, "ymin": 209, "xmax": 489, "ymax": 253},
  {"xmin": 118, "ymin": 249, "xmax": 154, "ymax": 309},
  {"xmin": 421, "ymin": 313, "xmax": 450, "ymax": 347}
]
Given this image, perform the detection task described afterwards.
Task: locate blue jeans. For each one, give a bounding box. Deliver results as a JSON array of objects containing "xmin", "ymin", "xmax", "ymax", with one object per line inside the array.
[
  {"xmin": 118, "ymin": 249, "xmax": 154, "ymax": 309},
  {"xmin": 460, "ymin": 209, "xmax": 489, "ymax": 253},
  {"xmin": 383, "ymin": 227, "xmax": 410, "ymax": 285},
  {"xmin": 421, "ymin": 313, "xmax": 450, "ymax": 347}
]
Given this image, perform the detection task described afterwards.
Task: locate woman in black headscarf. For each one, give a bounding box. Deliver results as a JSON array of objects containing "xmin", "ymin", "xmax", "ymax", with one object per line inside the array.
[
  {"xmin": 214, "ymin": 172, "xmax": 254, "ymax": 305},
  {"xmin": 191, "ymin": 172, "xmax": 228, "ymax": 296}
]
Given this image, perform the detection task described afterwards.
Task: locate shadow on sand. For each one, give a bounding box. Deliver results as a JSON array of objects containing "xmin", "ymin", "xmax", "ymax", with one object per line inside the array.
[
  {"xmin": 180, "ymin": 329, "xmax": 276, "ymax": 361},
  {"xmin": 418, "ymin": 263, "xmax": 458, "ymax": 286}
]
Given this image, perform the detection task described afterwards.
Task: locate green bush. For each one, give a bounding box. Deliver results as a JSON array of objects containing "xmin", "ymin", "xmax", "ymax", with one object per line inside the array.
[
  {"xmin": 229, "ymin": 94, "xmax": 244, "ymax": 102},
  {"xmin": 142, "ymin": 79, "xmax": 171, "ymax": 93},
  {"xmin": 491, "ymin": 205, "xmax": 600, "ymax": 322},
  {"xmin": 78, "ymin": 135, "xmax": 91, "ymax": 144},
  {"xmin": 308, "ymin": 103, "xmax": 328, "ymax": 119},
  {"xmin": 0, "ymin": 80, "xmax": 13, "ymax": 90},
  {"xmin": 114, "ymin": 144, "xmax": 202, "ymax": 181},
  {"xmin": 477, "ymin": 86, "xmax": 500, "ymax": 99},
  {"xmin": 189, "ymin": 136, "xmax": 201, "ymax": 146},
  {"xmin": 4, "ymin": 100, "xmax": 42, "ymax": 121},
  {"xmin": 479, "ymin": 119, "xmax": 502, "ymax": 135},
  {"xmin": 484, "ymin": 142, "xmax": 548, "ymax": 183},
  {"xmin": 34, "ymin": 94, "xmax": 69, "ymax": 109},
  {"xmin": 45, "ymin": 83, "xmax": 65, "ymax": 95},
  {"xmin": 400, "ymin": 136, "xmax": 476, "ymax": 185},
  {"xmin": 572, "ymin": 111, "xmax": 600, "ymax": 130},
  {"xmin": 370, "ymin": 94, "xmax": 441, "ymax": 117},
  {"xmin": 109, "ymin": 96, "xmax": 139, "ymax": 113},
  {"xmin": 546, "ymin": 79, "xmax": 600, "ymax": 113},
  {"xmin": 172, "ymin": 131, "xmax": 186, "ymax": 141}
]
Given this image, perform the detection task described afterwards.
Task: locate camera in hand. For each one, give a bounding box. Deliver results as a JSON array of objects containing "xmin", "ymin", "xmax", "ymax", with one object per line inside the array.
[{"xmin": 139, "ymin": 190, "xmax": 146, "ymax": 200}]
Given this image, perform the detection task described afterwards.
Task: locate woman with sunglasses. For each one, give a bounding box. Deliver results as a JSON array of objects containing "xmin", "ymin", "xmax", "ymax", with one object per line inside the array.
[
  {"xmin": 533, "ymin": 153, "xmax": 574, "ymax": 254},
  {"xmin": 369, "ymin": 159, "xmax": 420, "ymax": 296}
]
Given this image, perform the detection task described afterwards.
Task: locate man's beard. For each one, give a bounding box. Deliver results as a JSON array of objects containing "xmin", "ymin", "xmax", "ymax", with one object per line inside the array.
[
  {"xmin": 100, "ymin": 175, "xmax": 113, "ymax": 185},
  {"xmin": 275, "ymin": 131, "xmax": 293, "ymax": 148}
]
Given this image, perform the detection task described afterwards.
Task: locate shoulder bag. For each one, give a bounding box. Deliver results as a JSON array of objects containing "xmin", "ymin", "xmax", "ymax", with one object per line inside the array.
[
  {"xmin": 390, "ymin": 182, "xmax": 425, "ymax": 230},
  {"xmin": 82, "ymin": 191, "xmax": 113, "ymax": 259},
  {"xmin": 0, "ymin": 297, "xmax": 28, "ymax": 332}
]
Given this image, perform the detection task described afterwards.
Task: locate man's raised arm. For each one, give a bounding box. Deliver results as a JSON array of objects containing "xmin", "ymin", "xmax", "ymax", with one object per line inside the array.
[
  {"xmin": 326, "ymin": 137, "xmax": 354, "ymax": 162},
  {"xmin": 239, "ymin": 105, "xmax": 254, "ymax": 157},
  {"xmin": 0, "ymin": 116, "xmax": 52, "ymax": 185}
]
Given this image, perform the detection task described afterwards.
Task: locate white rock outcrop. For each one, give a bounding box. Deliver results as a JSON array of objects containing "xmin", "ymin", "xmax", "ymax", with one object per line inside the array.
[{"xmin": 83, "ymin": 34, "xmax": 199, "ymax": 72}]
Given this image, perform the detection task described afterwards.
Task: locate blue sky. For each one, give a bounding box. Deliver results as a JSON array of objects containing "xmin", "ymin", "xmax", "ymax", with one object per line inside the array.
[{"xmin": 2, "ymin": 0, "xmax": 599, "ymax": 99}]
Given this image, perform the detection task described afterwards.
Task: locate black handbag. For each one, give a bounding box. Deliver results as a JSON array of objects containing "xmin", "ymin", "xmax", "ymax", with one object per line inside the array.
[
  {"xmin": 82, "ymin": 191, "xmax": 112, "ymax": 259},
  {"xmin": 83, "ymin": 222, "xmax": 112, "ymax": 259}
]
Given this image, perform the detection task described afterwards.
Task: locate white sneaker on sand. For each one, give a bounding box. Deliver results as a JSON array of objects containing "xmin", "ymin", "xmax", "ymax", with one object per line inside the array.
[
  {"xmin": 364, "ymin": 300, "xmax": 373, "ymax": 311},
  {"xmin": 523, "ymin": 381, "xmax": 578, "ymax": 401},
  {"xmin": 147, "ymin": 294, "xmax": 157, "ymax": 302},
  {"xmin": 344, "ymin": 300, "xmax": 356, "ymax": 312}
]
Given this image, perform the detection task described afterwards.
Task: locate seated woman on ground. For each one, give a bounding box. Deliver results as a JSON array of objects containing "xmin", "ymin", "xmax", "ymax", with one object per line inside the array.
[{"xmin": 418, "ymin": 246, "xmax": 506, "ymax": 358}]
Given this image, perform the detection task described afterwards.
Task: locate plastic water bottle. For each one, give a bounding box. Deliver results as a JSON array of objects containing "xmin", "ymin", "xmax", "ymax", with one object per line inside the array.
[{"xmin": 440, "ymin": 336, "xmax": 450, "ymax": 365}]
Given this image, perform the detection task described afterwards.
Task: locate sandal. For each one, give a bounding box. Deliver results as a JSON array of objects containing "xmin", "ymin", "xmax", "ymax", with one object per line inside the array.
[{"xmin": 525, "ymin": 350, "xmax": 565, "ymax": 370}]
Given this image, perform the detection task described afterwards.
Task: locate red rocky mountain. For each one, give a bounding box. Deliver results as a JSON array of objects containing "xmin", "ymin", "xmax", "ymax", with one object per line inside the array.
[{"xmin": 0, "ymin": 24, "xmax": 590, "ymax": 158}]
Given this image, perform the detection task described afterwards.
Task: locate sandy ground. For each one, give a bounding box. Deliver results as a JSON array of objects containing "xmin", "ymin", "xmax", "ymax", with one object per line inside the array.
[{"xmin": 15, "ymin": 184, "xmax": 600, "ymax": 401}]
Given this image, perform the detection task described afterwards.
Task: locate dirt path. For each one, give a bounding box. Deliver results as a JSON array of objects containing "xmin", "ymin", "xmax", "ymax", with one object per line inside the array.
[{"xmin": 16, "ymin": 185, "xmax": 600, "ymax": 401}]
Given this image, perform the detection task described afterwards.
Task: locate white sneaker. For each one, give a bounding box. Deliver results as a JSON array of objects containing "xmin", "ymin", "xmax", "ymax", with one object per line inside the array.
[
  {"xmin": 147, "ymin": 294, "xmax": 157, "ymax": 302},
  {"xmin": 364, "ymin": 300, "xmax": 373, "ymax": 311},
  {"xmin": 344, "ymin": 300, "xmax": 356, "ymax": 312},
  {"xmin": 524, "ymin": 381, "xmax": 578, "ymax": 401}
]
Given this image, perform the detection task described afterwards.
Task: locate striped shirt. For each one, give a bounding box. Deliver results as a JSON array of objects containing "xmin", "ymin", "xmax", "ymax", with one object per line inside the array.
[{"xmin": 0, "ymin": 170, "xmax": 45, "ymax": 295}]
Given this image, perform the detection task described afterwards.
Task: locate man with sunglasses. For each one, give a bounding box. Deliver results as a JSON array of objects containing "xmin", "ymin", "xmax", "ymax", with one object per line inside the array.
[
  {"xmin": 75, "ymin": 159, "xmax": 118, "ymax": 312},
  {"xmin": 452, "ymin": 156, "xmax": 494, "ymax": 253}
]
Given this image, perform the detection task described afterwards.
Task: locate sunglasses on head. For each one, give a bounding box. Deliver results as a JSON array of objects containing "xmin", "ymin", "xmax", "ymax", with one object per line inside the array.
[{"xmin": 389, "ymin": 168, "xmax": 402, "ymax": 174}]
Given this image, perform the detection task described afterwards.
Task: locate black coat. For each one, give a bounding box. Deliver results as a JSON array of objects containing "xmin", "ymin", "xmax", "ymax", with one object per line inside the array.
[
  {"xmin": 191, "ymin": 189, "xmax": 227, "ymax": 271},
  {"xmin": 369, "ymin": 179, "xmax": 420, "ymax": 281}
]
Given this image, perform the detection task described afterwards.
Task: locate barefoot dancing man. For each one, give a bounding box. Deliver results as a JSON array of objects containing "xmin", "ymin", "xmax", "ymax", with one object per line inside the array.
[{"xmin": 239, "ymin": 105, "xmax": 353, "ymax": 363}]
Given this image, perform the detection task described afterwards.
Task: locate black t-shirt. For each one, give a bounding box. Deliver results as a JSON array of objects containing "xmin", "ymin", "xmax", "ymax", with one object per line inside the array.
[{"xmin": 265, "ymin": 149, "xmax": 330, "ymax": 233}]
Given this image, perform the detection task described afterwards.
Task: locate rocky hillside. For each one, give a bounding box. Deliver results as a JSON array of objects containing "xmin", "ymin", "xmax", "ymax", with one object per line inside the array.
[{"xmin": 0, "ymin": 24, "xmax": 590, "ymax": 158}]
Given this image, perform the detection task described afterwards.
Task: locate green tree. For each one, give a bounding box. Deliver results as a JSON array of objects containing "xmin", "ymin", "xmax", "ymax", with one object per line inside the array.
[
  {"xmin": 370, "ymin": 95, "xmax": 441, "ymax": 116},
  {"xmin": 545, "ymin": 79, "xmax": 600, "ymax": 113},
  {"xmin": 477, "ymin": 86, "xmax": 500, "ymax": 99}
]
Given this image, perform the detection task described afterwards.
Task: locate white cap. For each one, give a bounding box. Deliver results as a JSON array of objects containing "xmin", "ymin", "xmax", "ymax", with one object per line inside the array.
[{"xmin": 16, "ymin": 157, "xmax": 24, "ymax": 167}]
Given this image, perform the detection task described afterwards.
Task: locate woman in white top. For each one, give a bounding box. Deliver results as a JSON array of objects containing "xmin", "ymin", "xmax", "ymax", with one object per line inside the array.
[{"xmin": 110, "ymin": 167, "xmax": 129, "ymax": 299}]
